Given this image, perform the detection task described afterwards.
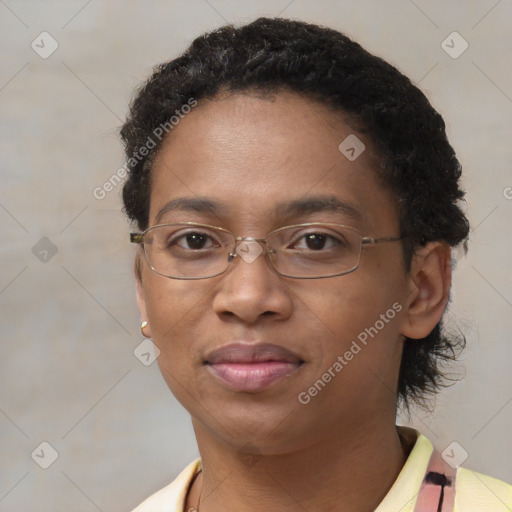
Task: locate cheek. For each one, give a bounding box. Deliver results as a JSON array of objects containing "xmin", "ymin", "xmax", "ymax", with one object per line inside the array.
[
  {"xmin": 145, "ymin": 283, "xmax": 205, "ymax": 403},
  {"xmin": 309, "ymin": 276, "xmax": 384, "ymax": 335},
  {"xmin": 143, "ymin": 277, "xmax": 200, "ymax": 355},
  {"xmin": 307, "ymin": 283, "xmax": 403, "ymax": 407},
  {"xmin": 310, "ymin": 269, "xmax": 403, "ymax": 361}
]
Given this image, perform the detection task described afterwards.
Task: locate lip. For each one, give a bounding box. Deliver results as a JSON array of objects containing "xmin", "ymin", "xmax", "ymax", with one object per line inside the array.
[{"xmin": 205, "ymin": 343, "xmax": 304, "ymax": 392}]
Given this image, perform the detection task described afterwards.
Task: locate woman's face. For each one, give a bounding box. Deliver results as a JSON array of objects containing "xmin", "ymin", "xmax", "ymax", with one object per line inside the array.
[{"xmin": 136, "ymin": 90, "xmax": 414, "ymax": 453}]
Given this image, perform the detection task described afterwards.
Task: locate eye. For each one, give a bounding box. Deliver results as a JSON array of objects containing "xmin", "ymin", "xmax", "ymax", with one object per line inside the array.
[
  {"xmin": 169, "ymin": 230, "xmax": 220, "ymax": 250},
  {"xmin": 289, "ymin": 231, "xmax": 346, "ymax": 251}
]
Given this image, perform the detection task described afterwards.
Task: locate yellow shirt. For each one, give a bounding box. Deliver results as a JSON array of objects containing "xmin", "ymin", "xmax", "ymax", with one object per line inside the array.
[{"xmin": 130, "ymin": 428, "xmax": 512, "ymax": 512}]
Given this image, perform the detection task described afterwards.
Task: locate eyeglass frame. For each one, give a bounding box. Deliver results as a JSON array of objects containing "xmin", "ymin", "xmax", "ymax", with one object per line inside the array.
[{"xmin": 130, "ymin": 221, "xmax": 406, "ymax": 280}]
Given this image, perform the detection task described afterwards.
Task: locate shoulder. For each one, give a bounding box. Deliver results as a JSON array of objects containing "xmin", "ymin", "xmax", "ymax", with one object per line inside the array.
[
  {"xmin": 454, "ymin": 467, "xmax": 512, "ymax": 511},
  {"xmin": 129, "ymin": 458, "xmax": 202, "ymax": 512},
  {"xmin": 388, "ymin": 427, "xmax": 512, "ymax": 512}
]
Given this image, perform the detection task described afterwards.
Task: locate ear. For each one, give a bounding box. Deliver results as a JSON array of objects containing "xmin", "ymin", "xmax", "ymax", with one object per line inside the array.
[
  {"xmin": 134, "ymin": 253, "xmax": 152, "ymax": 338},
  {"xmin": 400, "ymin": 241, "xmax": 452, "ymax": 340}
]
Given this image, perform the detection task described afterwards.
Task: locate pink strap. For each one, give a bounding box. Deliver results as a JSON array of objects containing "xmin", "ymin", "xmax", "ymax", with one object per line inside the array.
[{"xmin": 413, "ymin": 450, "xmax": 457, "ymax": 512}]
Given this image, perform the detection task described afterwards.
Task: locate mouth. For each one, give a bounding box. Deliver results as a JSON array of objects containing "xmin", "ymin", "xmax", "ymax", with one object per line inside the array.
[{"xmin": 204, "ymin": 343, "xmax": 305, "ymax": 392}]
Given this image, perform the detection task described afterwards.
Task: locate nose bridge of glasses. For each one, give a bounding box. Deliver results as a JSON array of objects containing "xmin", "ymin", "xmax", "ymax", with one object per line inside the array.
[{"xmin": 232, "ymin": 236, "xmax": 273, "ymax": 265}]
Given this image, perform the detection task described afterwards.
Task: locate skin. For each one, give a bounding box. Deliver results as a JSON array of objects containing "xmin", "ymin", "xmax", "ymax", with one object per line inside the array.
[{"xmin": 134, "ymin": 90, "xmax": 452, "ymax": 512}]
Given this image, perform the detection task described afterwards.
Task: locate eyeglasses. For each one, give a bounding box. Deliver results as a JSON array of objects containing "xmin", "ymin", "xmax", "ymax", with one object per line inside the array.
[{"xmin": 130, "ymin": 222, "xmax": 404, "ymax": 280}]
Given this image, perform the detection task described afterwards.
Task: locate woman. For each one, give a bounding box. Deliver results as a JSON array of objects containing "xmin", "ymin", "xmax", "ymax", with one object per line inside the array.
[{"xmin": 120, "ymin": 17, "xmax": 511, "ymax": 512}]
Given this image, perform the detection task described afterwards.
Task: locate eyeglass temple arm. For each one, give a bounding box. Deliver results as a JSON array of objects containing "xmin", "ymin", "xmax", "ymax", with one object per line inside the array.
[
  {"xmin": 362, "ymin": 236, "xmax": 404, "ymax": 245},
  {"xmin": 130, "ymin": 233, "xmax": 144, "ymax": 244}
]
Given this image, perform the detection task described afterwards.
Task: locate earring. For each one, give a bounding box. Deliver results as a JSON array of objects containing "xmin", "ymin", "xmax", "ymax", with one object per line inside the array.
[{"xmin": 140, "ymin": 321, "xmax": 149, "ymax": 337}]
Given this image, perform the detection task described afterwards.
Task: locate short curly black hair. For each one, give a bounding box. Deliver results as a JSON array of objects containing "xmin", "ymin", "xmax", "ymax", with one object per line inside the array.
[{"xmin": 119, "ymin": 17, "xmax": 470, "ymax": 411}]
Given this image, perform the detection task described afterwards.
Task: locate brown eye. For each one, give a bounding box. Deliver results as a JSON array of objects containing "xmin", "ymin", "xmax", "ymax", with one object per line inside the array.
[
  {"xmin": 290, "ymin": 232, "xmax": 345, "ymax": 251},
  {"xmin": 174, "ymin": 232, "xmax": 214, "ymax": 250}
]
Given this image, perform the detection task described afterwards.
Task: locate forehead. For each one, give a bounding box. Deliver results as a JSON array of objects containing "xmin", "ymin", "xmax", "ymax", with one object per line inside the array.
[{"xmin": 148, "ymin": 91, "xmax": 398, "ymax": 233}]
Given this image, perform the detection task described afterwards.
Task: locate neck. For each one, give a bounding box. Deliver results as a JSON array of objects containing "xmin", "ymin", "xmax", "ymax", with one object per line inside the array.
[{"xmin": 187, "ymin": 421, "xmax": 412, "ymax": 512}]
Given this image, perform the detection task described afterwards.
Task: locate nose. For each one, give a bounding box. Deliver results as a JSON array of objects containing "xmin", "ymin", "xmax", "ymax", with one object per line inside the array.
[{"xmin": 212, "ymin": 238, "xmax": 292, "ymax": 324}]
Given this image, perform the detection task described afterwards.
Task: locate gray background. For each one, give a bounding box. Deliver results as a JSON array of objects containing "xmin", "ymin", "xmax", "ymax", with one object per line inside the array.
[{"xmin": 1, "ymin": 1, "xmax": 511, "ymax": 510}]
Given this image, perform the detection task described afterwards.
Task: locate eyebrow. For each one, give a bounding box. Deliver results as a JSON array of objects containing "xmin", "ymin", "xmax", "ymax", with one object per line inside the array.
[
  {"xmin": 274, "ymin": 196, "xmax": 362, "ymax": 221},
  {"xmin": 154, "ymin": 195, "xmax": 362, "ymax": 225},
  {"xmin": 154, "ymin": 197, "xmax": 227, "ymax": 224}
]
